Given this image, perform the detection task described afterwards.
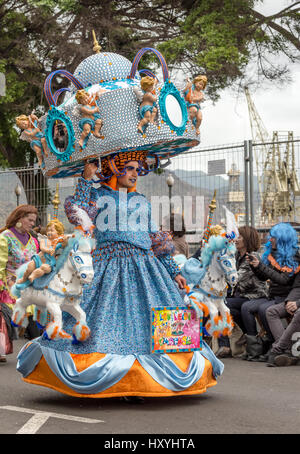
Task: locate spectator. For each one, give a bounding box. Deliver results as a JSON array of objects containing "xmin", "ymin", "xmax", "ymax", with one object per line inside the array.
[
  {"xmin": 0, "ymin": 205, "xmax": 39, "ymax": 362},
  {"xmin": 244, "ymin": 222, "xmax": 300, "ymax": 362},
  {"xmin": 265, "ymin": 269, "xmax": 300, "ymax": 367},
  {"xmin": 216, "ymin": 226, "xmax": 268, "ymax": 358},
  {"xmin": 165, "ymin": 212, "xmax": 190, "ymax": 258}
]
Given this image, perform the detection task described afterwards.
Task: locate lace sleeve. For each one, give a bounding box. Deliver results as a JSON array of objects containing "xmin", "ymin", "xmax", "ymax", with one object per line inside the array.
[
  {"xmin": 64, "ymin": 177, "xmax": 98, "ymax": 226},
  {"xmin": 158, "ymin": 254, "xmax": 181, "ymax": 279},
  {"xmin": 149, "ymin": 230, "xmax": 180, "ymax": 279}
]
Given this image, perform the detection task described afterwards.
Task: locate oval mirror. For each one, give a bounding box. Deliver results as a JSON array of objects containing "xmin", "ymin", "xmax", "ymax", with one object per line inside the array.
[
  {"xmin": 165, "ymin": 94, "xmax": 183, "ymax": 127},
  {"xmin": 45, "ymin": 107, "xmax": 75, "ymax": 162},
  {"xmin": 158, "ymin": 80, "xmax": 188, "ymax": 136},
  {"xmin": 52, "ymin": 120, "xmax": 69, "ymax": 153}
]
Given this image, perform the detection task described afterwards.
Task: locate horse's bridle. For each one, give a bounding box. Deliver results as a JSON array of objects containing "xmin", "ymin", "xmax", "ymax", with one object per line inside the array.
[
  {"xmin": 217, "ymin": 249, "xmax": 237, "ymax": 287},
  {"xmin": 69, "ymin": 249, "xmax": 93, "ymax": 281}
]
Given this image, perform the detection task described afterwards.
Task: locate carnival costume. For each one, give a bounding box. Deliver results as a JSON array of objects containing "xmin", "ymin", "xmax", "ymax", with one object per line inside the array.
[
  {"xmin": 16, "ymin": 41, "xmax": 224, "ymax": 398},
  {"xmin": 0, "ymin": 229, "xmax": 38, "ymax": 355},
  {"xmin": 17, "ymin": 150, "xmax": 223, "ymax": 398}
]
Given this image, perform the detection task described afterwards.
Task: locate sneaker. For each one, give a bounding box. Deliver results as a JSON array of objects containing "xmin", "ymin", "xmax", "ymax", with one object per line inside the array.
[
  {"xmin": 274, "ymin": 353, "xmax": 298, "ymax": 367},
  {"xmin": 257, "ymin": 353, "xmax": 269, "ymax": 362},
  {"xmin": 266, "ymin": 351, "xmax": 277, "ymax": 367},
  {"xmin": 0, "ymin": 356, "xmax": 7, "ymax": 363},
  {"xmin": 216, "ymin": 347, "xmax": 231, "ymax": 358}
]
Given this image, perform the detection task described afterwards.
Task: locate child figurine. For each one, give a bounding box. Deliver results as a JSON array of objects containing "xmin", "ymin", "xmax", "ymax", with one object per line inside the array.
[
  {"xmin": 16, "ymin": 113, "xmax": 49, "ymax": 167},
  {"xmin": 136, "ymin": 76, "xmax": 158, "ymax": 134},
  {"xmin": 184, "ymin": 75, "xmax": 207, "ymax": 135},
  {"xmin": 17, "ymin": 219, "xmax": 67, "ymax": 284},
  {"xmin": 75, "ymin": 89, "xmax": 105, "ymax": 148}
]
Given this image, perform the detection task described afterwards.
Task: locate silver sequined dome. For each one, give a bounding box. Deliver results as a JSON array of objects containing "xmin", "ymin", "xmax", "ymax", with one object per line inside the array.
[{"xmin": 73, "ymin": 52, "xmax": 140, "ymax": 87}]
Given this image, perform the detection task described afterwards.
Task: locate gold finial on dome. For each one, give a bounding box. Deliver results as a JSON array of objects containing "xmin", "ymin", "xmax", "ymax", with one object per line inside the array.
[
  {"xmin": 92, "ymin": 30, "xmax": 101, "ymax": 54},
  {"xmin": 52, "ymin": 183, "xmax": 61, "ymax": 219}
]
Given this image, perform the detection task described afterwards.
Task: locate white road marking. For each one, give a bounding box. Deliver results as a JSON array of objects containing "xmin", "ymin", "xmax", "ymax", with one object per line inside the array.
[{"xmin": 0, "ymin": 405, "xmax": 104, "ymax": 434}]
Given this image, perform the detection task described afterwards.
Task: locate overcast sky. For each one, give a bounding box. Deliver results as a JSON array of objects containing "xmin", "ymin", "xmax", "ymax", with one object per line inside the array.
[{"xmin": 200, "ymin": 0, "xmax": 300, "ymax": 147}]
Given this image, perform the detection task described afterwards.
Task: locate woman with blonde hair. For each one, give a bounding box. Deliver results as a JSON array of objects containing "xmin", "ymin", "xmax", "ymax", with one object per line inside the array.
[{"xmin": 0, "ymin": 204, "xmax": 39, "ymax": 361}]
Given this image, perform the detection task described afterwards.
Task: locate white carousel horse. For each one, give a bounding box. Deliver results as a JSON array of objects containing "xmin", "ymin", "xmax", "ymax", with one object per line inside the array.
[
  {"xmin": 175, "ymin": 233, "xmax": 238, "ymax": 337},
  {"xmin": 11, "ymin": 230, "xmax": 95, "ymax": 342}
]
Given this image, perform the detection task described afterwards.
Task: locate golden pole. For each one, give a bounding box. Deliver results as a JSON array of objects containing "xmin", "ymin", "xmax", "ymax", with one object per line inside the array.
[
  {"xmin": 202, "ymin": 190, "xmax": 217, "ymax": 244},
  {"xmin": 52, "ymin": 183, "xmax": 60, "ymax": 219},
  {"xmin": 92, "ymin": 30, "xmax": 101, "ymax": 54}
]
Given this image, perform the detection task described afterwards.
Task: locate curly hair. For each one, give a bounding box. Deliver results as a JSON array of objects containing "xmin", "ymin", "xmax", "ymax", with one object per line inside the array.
[
  {"xmin": 46, "ymin": 219, "xmax": 65, "ymax": 235},
  {"xmin": 140, "ymin": 76, "xmax": 155, "ymax": 91},
  {"xmin": 0, "ymin": 205, "xmax": 38, "ymax": 233}
]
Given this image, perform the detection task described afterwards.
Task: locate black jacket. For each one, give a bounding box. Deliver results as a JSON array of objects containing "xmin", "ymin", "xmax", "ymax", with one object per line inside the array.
[
  {"xmin": 232, "ymin": 252, "xmax": 268, "ymax": 299},
  {"xmin": 251, "ymin": 252, "xmax": 300, "ymax": 300}
]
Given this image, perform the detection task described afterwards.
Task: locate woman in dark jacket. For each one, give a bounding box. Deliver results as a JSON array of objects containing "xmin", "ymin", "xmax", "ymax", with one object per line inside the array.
[
  {"xmin": 243, "ymin": 222, "xmax": 300, "ymax": 361},
  {"xmin": 216, "ymin": 226, "xmax": 268, "ymax": 357}
]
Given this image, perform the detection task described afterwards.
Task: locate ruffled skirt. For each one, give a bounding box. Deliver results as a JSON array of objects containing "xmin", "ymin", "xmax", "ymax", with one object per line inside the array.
[{"xmin": 17, "ymin": 242, "xmax": 223, "ymax": 397}]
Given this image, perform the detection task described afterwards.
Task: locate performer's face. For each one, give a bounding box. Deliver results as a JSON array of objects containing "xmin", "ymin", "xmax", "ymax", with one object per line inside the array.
[{"xmin": 117, "ymin": 161, "xmax": 140, "ymax": 189}]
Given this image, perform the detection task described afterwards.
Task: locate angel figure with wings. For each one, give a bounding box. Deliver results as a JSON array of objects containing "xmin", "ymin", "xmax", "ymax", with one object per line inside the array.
[
  {"xmin": 133, "ymin": 76, "xmax": 158, "ymax": 134},
  {"xmin": 74, "ymin": 88, "xmax": 106, "ymax": 148},
  {"xmin": 16, "ymin": 113, "xmax": 49, "ymax": 167},
  {"xmin": 183, "ymin": 75, "xmax": 207, "ymax": 135},
  {"xmin": 17, "ymin": 219, "xmax": 68, "ymax": 284}
]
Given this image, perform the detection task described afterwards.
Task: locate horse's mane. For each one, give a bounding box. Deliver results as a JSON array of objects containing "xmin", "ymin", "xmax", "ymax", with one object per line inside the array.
[
  {"xmin": 201, "ymin": 235, "xmax": 236, "ymax": 268},
  {"xmin": 52, "ymin": 232, "xmax": 95, "ymax": 272},
  {"xmin": 181, "ymin": 235, "xmax": 236, "ymax": 287}
]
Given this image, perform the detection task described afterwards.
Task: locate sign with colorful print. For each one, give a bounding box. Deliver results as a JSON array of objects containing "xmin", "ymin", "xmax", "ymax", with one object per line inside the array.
[{"xmin": 151, "ymin": 306, "xmax": 202, "ymax": 353}]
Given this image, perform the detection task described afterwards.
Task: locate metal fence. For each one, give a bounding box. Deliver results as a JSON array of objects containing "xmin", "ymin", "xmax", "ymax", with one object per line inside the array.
[
  {"xmin": 1, "ymin": 136, "xmax": 300, "ymax": 245},
  {"xmin": 0, "ymin": 166, "xmax": 77, "ymax": 231}
]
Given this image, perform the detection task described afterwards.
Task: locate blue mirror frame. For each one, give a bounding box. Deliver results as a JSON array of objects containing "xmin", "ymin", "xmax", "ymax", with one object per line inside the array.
[
  {"xmin": 45, "ymin": 106, "xmax": 76, "ymax": 162},
  {"xmin": 158, "ymin": 80, "xmax": 188, "ymax": 136}
]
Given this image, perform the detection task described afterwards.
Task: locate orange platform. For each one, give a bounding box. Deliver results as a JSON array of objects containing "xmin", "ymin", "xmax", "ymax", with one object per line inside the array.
[{"xmin": 23, "ymin": 351, "xmax": 217, "ymax": 398}]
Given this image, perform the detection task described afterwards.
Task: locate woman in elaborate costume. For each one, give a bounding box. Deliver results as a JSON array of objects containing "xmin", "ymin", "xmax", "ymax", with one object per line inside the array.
[
  {"xmin": 0, "ymin": 205, "xmax": 39, "ymax": 362},
  {"xmin": 17, "ymin": 150, "xmax": 223, "ymax": 400}
]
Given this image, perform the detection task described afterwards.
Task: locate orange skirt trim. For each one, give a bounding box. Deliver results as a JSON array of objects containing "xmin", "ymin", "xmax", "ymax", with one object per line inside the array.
[{"xmin": 22, "ymin": 351, "xmax": 217, "ymax": 398}]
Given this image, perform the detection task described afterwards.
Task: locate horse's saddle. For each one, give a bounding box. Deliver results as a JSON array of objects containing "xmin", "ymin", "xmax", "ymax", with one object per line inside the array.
[{"xmin": 32, "ymin": 269, "xmax": 57, "ymax": 290}]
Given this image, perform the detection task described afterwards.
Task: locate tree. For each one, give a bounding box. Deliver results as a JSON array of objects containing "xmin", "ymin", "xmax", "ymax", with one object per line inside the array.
[
  {"xmin": 0, "ymin": 0, "xmax": 299, "ymax": 169},
  {"xmin": 157, "ymin": 0, "xmax": 300, "ymax": 100}
]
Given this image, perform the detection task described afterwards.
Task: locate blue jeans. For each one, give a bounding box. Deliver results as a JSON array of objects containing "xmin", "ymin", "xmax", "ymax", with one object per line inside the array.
[{"xmin": 241, "ymin": 296, "xmax": 286, "ymax": 340}]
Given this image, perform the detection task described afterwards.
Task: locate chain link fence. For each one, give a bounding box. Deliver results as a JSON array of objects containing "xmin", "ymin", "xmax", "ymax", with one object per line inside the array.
[{"xmin": 1, "ymin": 136, "xmax": 299, "ymax": 252}]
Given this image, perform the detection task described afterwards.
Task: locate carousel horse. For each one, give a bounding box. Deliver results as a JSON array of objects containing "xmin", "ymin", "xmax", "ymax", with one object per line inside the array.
[
  {"xmin": 11, "ymin": 227, "xmax": 95, "ymax": 342},
  {"xmin": 176, "ymin": 233, "xmax": 238, "ymax": 337}
]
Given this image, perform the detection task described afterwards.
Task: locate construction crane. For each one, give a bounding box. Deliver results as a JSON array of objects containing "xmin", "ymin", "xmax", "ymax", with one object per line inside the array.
[{"xmin": 244, "ymin": 87, "xmax": 300, "ymax": 224}]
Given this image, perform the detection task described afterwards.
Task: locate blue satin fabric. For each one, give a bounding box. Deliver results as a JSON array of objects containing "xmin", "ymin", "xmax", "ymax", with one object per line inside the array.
[{"xmin": 17, "ymin": 340, "xmax": 224, "ymax": 394}]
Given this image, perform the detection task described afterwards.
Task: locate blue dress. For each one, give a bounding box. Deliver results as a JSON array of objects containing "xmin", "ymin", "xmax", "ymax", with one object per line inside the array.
[{"xmin": 17, "ymin": 179, "xmax": 223, "ymax": 397}]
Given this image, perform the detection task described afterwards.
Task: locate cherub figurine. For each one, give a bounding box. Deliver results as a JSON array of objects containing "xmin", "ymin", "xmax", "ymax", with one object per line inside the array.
[
  {"xmin": 134, "ymin": 76, "xmax": 158, "ymax": 134},
  {"xmin": 75, "ymin": 89, "xmax": 106, "ymax": 148},
  {"xmin": 184, "ymin": 75, "xmax": 207, "ymax": 135},
  {"xmin": 16, "ymin": 113, "xmax": 49, "ymax": 167},
  {"xmin": 17, "ymin": 219, "xmax": 68, "ymax": 284}
]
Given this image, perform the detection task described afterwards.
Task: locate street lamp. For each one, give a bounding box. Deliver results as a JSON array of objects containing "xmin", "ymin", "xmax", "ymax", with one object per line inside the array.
[
  {"xmin": 166, "ymin": 174, "xmax": 174, "ymax": 214},
  {"xmin": 15, "ymin": 183, "xmax": 22, "ymax": 206}
]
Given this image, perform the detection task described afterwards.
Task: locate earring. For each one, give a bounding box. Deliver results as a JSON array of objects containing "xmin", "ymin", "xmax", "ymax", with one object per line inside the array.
[{"xmin": 16, "ymin": 222, "xmax": 22, "ymax": 229}]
